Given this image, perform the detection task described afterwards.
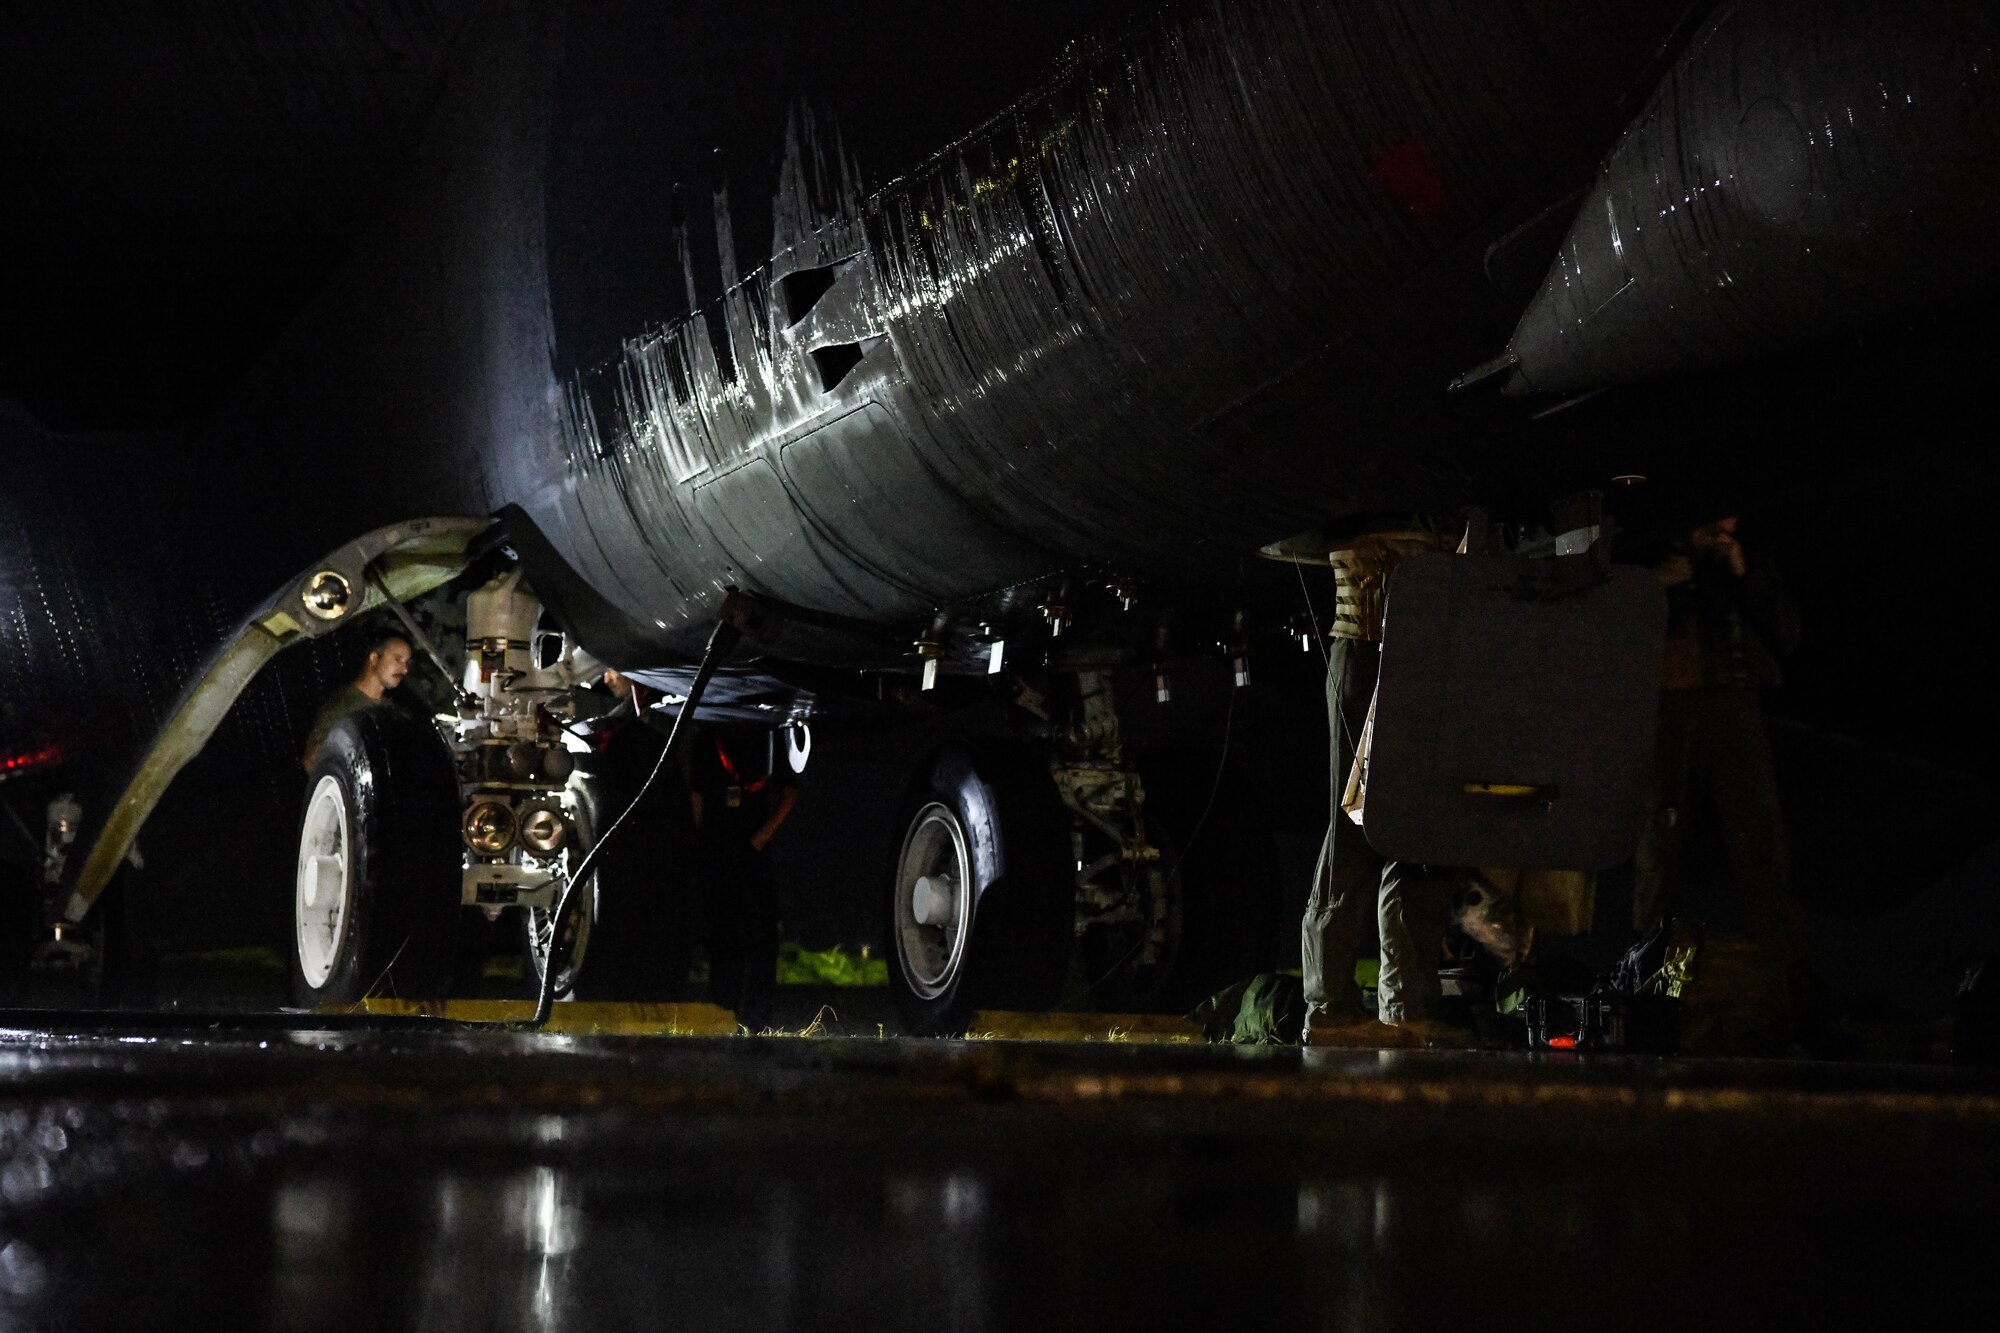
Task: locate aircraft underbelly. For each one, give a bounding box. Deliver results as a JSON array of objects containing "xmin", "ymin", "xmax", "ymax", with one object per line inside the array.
[{"xmin": 525, "ymin": 0, "xmax": 1696, "ymax": 663}]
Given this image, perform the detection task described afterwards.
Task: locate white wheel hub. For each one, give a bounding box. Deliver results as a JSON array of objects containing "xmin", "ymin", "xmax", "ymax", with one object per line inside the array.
[
  {"xmin": 894, "ymin": 803, "xmax": 974, "ymax": 1001},
  {"xmin": 295, "ymin": 774, "xmax": 353, "ymax": 990},
  {"xmin": 911, "ymin": 874, "xmax": 956, "ymax": 927}
]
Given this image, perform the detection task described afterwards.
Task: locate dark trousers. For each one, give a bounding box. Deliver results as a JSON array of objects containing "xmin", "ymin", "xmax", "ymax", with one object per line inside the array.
[
  {"xmin": 702, "ymin": 832, "xmax": 779, "ymax": 1025},
  {"xmin": 1300, "ymin": 639, "xmax": 1453, "ymax": 1029},
  {"xmin": 1634, "ymin": 688, "xmax": 1798, "ymax": 952}
]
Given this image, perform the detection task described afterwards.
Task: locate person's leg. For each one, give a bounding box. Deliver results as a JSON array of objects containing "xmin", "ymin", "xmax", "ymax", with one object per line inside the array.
[
  {"xmin": 1701, "ymin": 689, "xmax": 1799, "ymax": 953},
  {"xmin": 1633, "ymin": 692, "xmax": 1696, "ymax": 933},
  {"xmin": 733, "ymin": 848, "xmax": 781, "ymax": 1030},
  {"xmin": 1300, "ymin": 639, "xmax": 1384, "ymax": 1037},
  {"xmin": 653, "ymin": 818, "xmax": 702, "ymax": 1002},
  {"xmin": 703, "ymin": 834, "xmax": 748, "ymax": 1018},
  {"xmin": 1686, "ymin": 688, "xmax": 1808, "ymax": 1044},
  {"xmin": 1300, "ymin": 828, "xmax": 1375, "ymax": 1027},
  {"xmin": 1376, "ymin": 863, "xmax": 1455, "ymax": 1026}
]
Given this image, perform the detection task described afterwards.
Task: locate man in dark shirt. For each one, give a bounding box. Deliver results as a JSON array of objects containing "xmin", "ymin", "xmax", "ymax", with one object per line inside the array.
[
  {"xmin": 301, "ymin": 634, "xmax": 412, "ymax": 772},
  {"xmin": 690, "ymin": 726, "xmax": 798, "ymax": 1028}
]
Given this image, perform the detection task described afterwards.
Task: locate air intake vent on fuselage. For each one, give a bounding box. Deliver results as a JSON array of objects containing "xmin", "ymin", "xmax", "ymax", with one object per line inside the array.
[
  {"xmin": 777, "ymin": 257, "xmax": 855, "ymax": 327},
  {"xmin": 809, "ymin": 336, "xmax": 884, "ymax": 393}
]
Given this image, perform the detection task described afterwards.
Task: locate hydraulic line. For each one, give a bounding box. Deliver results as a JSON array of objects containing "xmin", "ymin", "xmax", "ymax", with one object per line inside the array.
[{"xmin": 522, "ymin": 594, "xmax": 758, "ymax": 1028}]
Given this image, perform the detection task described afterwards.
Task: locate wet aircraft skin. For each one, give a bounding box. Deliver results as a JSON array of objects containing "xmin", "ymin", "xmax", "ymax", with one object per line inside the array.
[
  {"xmin": 529, "ymin": 0, "xmax": 1693, "ymax": 660},
  {"xmin": 2, "ymin": 1018, "xmax": 1995, "ymax": 1329}
]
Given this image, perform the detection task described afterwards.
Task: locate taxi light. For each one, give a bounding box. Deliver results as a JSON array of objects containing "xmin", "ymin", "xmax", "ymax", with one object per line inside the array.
[
  {"xmin": 519, "ymin": 807, "xmax": 567, "ymax": 856},
  {"xmin": 462, "ymin": 800, "xmax": 516, "ymax": 855}
]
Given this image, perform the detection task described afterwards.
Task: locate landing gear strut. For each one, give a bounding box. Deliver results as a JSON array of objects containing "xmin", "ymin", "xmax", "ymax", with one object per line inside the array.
[{"xmin": 1052, "ymin": 669, "xmax": 1180, "ymax": 1009}]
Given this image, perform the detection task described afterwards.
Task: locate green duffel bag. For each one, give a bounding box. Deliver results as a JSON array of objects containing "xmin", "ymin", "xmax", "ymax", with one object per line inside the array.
[{"xmin": 1191, "ymin": 972, "xmax": 1306, "ymax": 1046}]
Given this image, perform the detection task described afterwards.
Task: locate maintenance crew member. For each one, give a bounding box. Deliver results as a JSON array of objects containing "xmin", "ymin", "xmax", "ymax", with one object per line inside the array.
[
  {"xmin": 690, "ymin": 726, "xmax": 798, "ymax": 1029},
  {"xmin": 301, "ymin": 633, "xmax": 412, "ymax": 772},
  {"xmin": 1634, "ymin": 508, "xmax": 1801, "ymax": 951},
  {"xmin": 1297, "ymin": 523, "xmax": 1462, "ymax": 1047}
]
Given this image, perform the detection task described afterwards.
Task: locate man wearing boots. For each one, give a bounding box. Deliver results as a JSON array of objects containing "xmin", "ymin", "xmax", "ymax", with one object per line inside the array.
[{"xmin": 1288, "ymin": 523, "xmax": 1467, "ymax": 1048}]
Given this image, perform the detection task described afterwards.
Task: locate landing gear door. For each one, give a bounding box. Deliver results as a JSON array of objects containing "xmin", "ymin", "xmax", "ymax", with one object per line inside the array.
[{"xmin": 1362, "ymin": 553, "xmax": 1665, "ymax": 869}]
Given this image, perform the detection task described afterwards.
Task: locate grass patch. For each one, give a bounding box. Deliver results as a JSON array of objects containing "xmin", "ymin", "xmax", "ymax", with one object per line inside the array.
[
  {"xmin": 776, "ymin": 943, "xmax": 888, "ymax": 987},
  {"xmin": 158, "ymin": 947, "xmax": 286, "ymax": 973}
]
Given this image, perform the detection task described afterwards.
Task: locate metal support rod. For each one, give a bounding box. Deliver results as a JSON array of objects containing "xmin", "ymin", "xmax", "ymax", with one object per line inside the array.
[{"xmin": 520, "ymin": 595, "xmax": 756, "ymax": 1029}]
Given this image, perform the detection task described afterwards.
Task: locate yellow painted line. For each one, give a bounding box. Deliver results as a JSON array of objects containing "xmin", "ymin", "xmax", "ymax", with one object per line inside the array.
[
  {"xmin": 969, "ymin": 1011, "xmax": 1203, "ymax": 1043},
  {"xmin": 343, "ymin": 999, "xmax": 1205, "ymax": 1042},
  {"xmin": 352, "ymin": 999, "xmax": 745, "ymax": 1035}
]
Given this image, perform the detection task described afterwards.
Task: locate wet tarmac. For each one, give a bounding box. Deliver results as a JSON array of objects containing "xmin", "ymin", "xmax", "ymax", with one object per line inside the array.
[{"xmin": 2, "ymin": 1012, "xmax": 1996, "ymax": 1331}]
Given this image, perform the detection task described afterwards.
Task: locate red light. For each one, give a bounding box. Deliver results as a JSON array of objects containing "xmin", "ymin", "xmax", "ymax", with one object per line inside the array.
[
  {"xmin": 1366, "ymin": 135, "xmax": 1453, "ymax": 221},
  {"xmin": 0, "ymin": 741, "xmax": 66, "ymax": 776},
  {"xmin": 1547, "ymin": 1034, "xmax": 1578, "ymax": 1050},
  {"xmin": 0, "ymin": 716, "xmax": 119, "ymax": 782}
]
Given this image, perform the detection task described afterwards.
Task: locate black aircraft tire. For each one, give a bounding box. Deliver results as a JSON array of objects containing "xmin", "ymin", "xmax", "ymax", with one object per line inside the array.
[
  {"xmin": 888, "ymin": 744, "xmax": 1073, "ymax": 1036},
  {"xmin": 290, "ymin": 708, "xmax": 460, "ymax": 1007}
]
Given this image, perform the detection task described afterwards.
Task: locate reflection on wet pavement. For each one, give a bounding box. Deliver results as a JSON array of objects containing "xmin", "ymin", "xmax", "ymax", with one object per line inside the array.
[{"xmin": 1, "ymin": 1016, "xmax": 1994, "ymax": 1329}]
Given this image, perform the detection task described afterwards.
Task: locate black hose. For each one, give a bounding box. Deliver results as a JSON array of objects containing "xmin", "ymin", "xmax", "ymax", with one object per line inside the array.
[{"xmin": 520, "ymin": 603, "xmax": 751, "ymax": 1028}]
